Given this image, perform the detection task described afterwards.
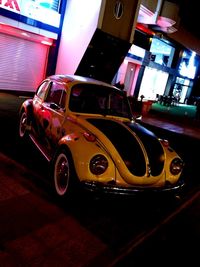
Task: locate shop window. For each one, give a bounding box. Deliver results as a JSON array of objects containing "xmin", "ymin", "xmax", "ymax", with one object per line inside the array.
[
  {"xmin": 149, "ymin": 37, "xmax": 174, "ymax": 67},
  {"xmin": 173, "ymin": 77, "xmax": 191, "ymax": 103},
  {"xmin": 179, "ymin": 51, "xmax": 197, "ymax": 79},
  {"xmin": 139, "ymin": 67, "xmax": 169, "ymax": 100}
]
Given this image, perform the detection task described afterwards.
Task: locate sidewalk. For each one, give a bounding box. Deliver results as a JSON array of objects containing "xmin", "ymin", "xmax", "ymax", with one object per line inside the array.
[{"xmin": 140, "ymin": 112, "xmax": 200, "ymax": 140}]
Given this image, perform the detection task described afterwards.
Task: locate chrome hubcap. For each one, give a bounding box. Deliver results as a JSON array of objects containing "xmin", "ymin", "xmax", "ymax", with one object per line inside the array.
[{"xmin": 55, "ymin": 153, "xmax": 69, "ymax": 195}]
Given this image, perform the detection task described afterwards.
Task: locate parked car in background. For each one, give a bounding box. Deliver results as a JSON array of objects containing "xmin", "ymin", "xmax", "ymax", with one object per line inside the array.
[{"xmin": 18, "ymin": 75, "xmax": 184, "ymax": 198}]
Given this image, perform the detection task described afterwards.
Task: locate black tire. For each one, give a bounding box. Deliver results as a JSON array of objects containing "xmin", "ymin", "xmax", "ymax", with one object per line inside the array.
[{"xmin": 51, "ymin": 148, "xmax": 77, "ymax": 198}]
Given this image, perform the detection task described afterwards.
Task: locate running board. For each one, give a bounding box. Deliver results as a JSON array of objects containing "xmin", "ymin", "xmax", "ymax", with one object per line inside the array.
[{"xmin": 29, "ymin": 134, "xmax": 52, "ymax": 162}]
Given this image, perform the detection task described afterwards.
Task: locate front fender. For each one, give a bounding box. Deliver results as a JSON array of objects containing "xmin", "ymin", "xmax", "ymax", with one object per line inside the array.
[
  {"xmin": 58, "ymin": 133, "xmax": 118, "ymax": 184},
  {"xmin": 19, "ymin": 99, "xmax": 33, "ymax": 115}
]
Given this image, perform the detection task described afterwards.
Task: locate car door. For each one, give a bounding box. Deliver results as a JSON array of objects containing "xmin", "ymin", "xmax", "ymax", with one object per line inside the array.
[
  {"xmin": 32, "ymin": 80, "xmax": 51, "ymax": 139},
  {"xmin": 40, "ymin": 81, "xmax": 67, "ymax": 152}
]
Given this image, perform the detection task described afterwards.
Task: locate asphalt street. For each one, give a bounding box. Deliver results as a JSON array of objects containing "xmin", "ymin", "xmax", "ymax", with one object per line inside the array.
[{"xmin": 0, "ymin": 92, "xmax": 199, "ymax": 266}]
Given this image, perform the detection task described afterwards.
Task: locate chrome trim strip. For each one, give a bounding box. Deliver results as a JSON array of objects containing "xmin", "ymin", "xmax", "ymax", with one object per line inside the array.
[{"xmin": 29, "ymin": 134, "xmax": 51, "ymax": 162}]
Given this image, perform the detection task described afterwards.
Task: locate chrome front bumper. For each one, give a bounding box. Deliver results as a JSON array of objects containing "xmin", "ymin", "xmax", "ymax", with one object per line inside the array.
[{"xmin": 81, "ymin": 179, "xmax": 185, "ymax": 196}]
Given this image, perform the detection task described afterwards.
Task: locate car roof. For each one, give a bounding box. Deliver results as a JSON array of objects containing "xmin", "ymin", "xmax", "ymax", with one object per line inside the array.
[{"xmin": 47, "ymin": 74, "xmax": 116, "ymax": 89}]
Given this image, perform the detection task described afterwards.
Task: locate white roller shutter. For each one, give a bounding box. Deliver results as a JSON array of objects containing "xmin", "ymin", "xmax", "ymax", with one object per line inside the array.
[{"xmin": 0, "ymin": 33, "xmax": 49, "ymax": 92}]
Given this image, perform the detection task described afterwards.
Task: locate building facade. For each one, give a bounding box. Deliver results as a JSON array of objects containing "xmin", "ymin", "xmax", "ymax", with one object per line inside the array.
[{"xmin": 0, "ymin": 0, "xmax": 200, "ymax": 103}]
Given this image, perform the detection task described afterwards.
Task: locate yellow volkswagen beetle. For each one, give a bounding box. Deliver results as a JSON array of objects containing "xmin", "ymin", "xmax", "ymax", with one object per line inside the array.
[{"xmin": 18, "ymin": 75, "xmax": 184, "ymax": 197}]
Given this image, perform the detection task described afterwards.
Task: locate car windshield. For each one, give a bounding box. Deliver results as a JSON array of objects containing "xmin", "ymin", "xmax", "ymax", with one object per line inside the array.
[{"xmin": 69, "ymin": 83, "xmax": 132, "ymax": 119}]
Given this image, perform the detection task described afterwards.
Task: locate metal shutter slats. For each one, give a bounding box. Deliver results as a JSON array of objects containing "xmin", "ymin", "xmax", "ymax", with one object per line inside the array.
[{"xmin": 0, "ymin": 33, "xmax": 49, "ymax": 92}]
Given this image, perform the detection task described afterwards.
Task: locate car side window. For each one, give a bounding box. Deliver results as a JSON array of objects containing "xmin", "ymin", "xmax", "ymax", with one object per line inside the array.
[
  {"xmin": 45, "ymin": 82, "xmax": 66, "ymax": 109},
  {"xmin": 36, "ymin": 81, "xmax": 50, "ymax": 100}
]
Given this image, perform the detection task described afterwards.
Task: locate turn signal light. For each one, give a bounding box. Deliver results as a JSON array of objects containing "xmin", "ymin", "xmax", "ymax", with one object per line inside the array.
[
  {"xmin": 160, "ymin": 139, "xmax": 169, "ymax": 147},
  {"xmin": 83, "ymin": 132, "xmax": 96, "ymax": 142}
]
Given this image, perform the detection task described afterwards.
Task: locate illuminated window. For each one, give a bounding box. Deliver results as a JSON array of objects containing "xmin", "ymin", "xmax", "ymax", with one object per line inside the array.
[
  {"xmin": 179, "ymin": 51, "xmax": 197, "ymax": 79},
  {"xmin": 149, "ymin": 38, "xmax": 175, "ymax": 67},
  {"xmin": 139, "ymin": 67, "xmax": 169, "ymax": 100}
]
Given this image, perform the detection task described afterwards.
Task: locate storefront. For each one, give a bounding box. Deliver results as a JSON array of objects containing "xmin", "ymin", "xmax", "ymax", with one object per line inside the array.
[
  {"xmin": 113, "ymin": 44, "xmax": 144, "ymax": 96},
  {"xmin": 172, "ymin": 50, "xmax": 199, "ymax": 103},
  {"xmin": 0, "ymin": 0, "xmax": 65, "ymax": 92},
  {"xmin": 114, "ymin": 34, "xmax": 175, "ymax": 99},
  {"xmin": 134, "ymin": 35, "xmax": 176, "ymax": 101},
  {"xmin": 0, "ymin": 30, "xmax": 52, "ymax": 92},
  {"xmin": 114, "ymin": 27, "xmax": 200, "ymax": 106}
]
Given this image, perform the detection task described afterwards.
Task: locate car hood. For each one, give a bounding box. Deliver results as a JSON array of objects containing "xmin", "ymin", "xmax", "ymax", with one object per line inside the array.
[{"xmin": 85, "ymin": 117, "xmax": 165, "ymax": 177}]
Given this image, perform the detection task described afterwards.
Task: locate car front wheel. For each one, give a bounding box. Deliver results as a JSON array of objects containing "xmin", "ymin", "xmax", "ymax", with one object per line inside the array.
[{"xmin": 52, "ymin": 149, "xmax": 75, "ymax": 197}]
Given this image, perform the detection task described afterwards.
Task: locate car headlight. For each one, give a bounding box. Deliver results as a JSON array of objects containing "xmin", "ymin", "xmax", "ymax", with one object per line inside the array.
[
  {"xmin": 90, "ymin": 154, "xmax": 108, "ymax": 175},
  {"xmin": 170, "ymin": 158, "xmax": 184, "ymax": 175}
]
